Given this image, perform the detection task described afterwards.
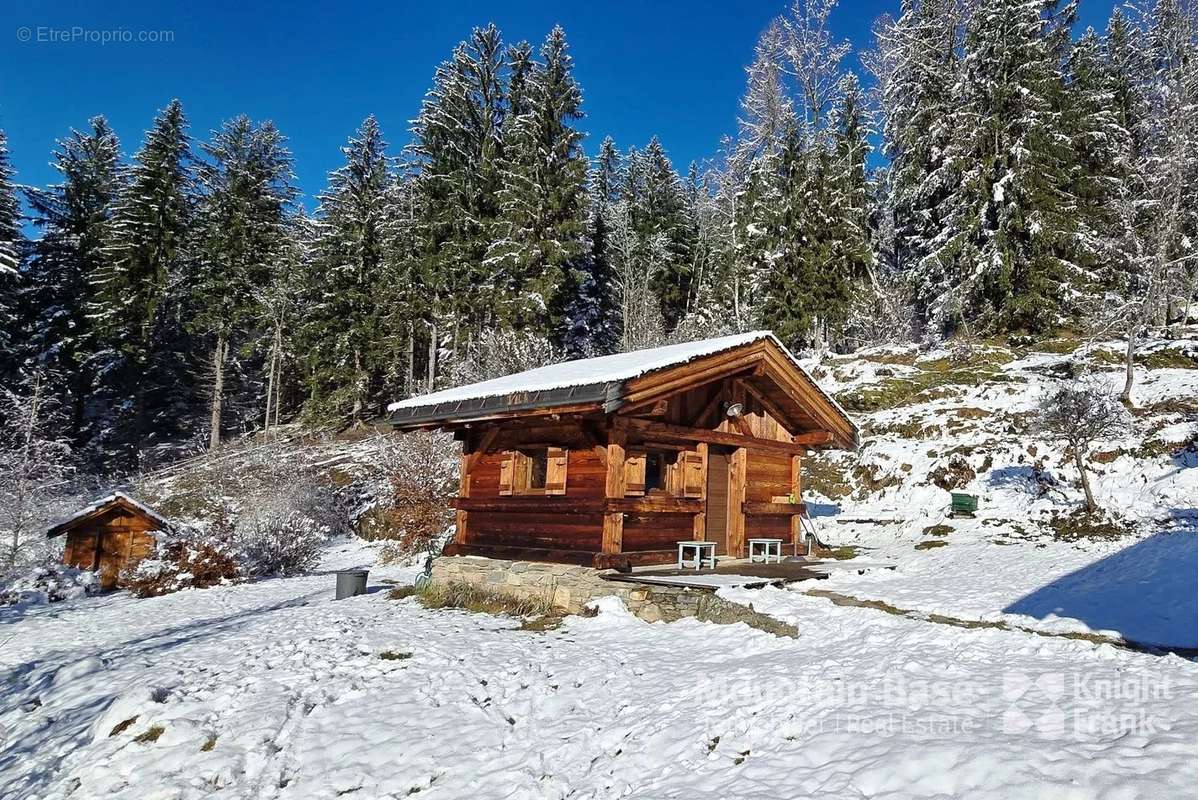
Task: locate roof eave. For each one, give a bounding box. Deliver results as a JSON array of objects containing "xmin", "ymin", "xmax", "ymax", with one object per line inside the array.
[{"xmin": 389, "ymin": 381, "xmax": 615, "ymax": 430}]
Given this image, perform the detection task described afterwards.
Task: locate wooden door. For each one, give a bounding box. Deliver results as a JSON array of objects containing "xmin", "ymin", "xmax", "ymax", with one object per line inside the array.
[
  {"xmin": 705, "ymin": 451, "xmax": 730, "ymax": 554},
  {"xmin": 96, "ymin": 531, "xmax": 126, "ymax": 590}
]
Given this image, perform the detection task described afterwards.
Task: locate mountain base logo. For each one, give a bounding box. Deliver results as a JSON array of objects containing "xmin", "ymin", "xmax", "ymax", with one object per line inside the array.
[{"xmin": 1002, "ymin": 671, "xmax": 1171, "ymax": 739}]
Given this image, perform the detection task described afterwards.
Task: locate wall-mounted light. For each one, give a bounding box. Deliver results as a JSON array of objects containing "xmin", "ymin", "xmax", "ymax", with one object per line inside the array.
[{"xmin": 725, "ymin": 402, "xmax": 744, "ymax": 418}]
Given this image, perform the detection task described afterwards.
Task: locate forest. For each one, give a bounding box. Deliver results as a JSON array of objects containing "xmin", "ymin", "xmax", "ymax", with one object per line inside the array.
[{"xmin": 0, "ymin": 0, "xmax": 1195, "ymax": 476}]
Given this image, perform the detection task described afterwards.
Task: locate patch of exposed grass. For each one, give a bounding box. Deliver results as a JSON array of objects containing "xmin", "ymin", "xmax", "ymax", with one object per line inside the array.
[
  {"xmin": 922, "ymin": 524, "xmax": 954, "ymax": 537},
  {"xmin": 1137, "ymin": 347, "xmax": 1198, "ymax": 370},
  {"xmin": 1045, "ymin": 509, "xmax": 1134, "ymax": 541},
  {"xmin": 914, "ymin": 540, "xmax": 949, "ymax": 550},
  {"xmin": 805, "ymin": 588, "xmax": 1136, "ymax": 650},
  {"xmin": 1032, "ymin": 335, "xmax": 1083, "ymax": 355},
  {"xmin": 201, "ymin": 734, "xmax": 217, "ymax": 752},
  {"xmin": 109, "ymin": 716, "xmax": 138, "ymax": 737},
  {"xmin": 821, "ymin": 545, "xmax": 860, "ymax": 560},
  {"xmin": 391, "ymin": 580, "xmax": 554, "ymax": 619},
  {"xmin": 134, "ymin": 725, "xmax": 165, "ymax": 744},
  {"xmin": 836, "ymin": 354, "xmax": 1012, "ymax": 413},
  {"xmin": 379, "ymin": 650, "xmax": 413, "ymax": 661},
  {"xmin": 802, "ymin": 454, "xmax": 852, "ymax": 500},
  {"xmin": 694, "ymin": 595, "xmax": 799, "ymax": 638},
  {"xmin": 519, "ymin": 614, "xmax": 566, "ymax": 632}
]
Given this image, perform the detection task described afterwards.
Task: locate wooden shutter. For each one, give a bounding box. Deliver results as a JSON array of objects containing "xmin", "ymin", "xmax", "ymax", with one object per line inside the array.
[
  {"xmin": 682, "ymin": 451, "xmax": 705, "ymax": 498},
  {"xmin": 545, "ymin": 448, "xmax": 568, "ymax": 495},
  {"xmin": 624, "ymin": 454, "xmax": 646, "ymax": 496},
  {"xmin": 499, "ymin": 453, "xmax": 515, "ymax": 496}
]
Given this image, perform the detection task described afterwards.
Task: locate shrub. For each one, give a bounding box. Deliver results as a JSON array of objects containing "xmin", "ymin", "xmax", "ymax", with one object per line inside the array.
[
  {"xmin": 124, "ymin": 532, "xmax": 241, "ymax": 598},
  {"xmin": 0, "ymin": 562, "xmax": 99, "ymax": 607},
  {"xmin": 361, "ymin": 431, "xmax": 456, "ymax": 561},
  {"xmin": 234, "ymin": 512, "xmax": 324, "ymax": 577}
]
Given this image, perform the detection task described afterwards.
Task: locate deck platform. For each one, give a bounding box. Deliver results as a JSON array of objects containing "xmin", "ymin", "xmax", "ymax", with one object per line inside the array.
[{"xmin": 602, "ymin": 558, "xmax": 829, "ymax": 590}]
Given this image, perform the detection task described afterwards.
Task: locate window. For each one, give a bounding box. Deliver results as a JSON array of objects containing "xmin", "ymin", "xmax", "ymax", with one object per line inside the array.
[
  {"xmin": 625, "ymin": 449, "xmax": 675, "ymax": 496},
  {"xmin": 528, "ymin": 450, "xmax": 549, "ymax": 490},
  {"xmin": 645, "ymin": 452, "xmax": 667, "ymax": 492},
  {"xmin": 500, "ymin": 448, "xmax": 568, "ymax": 496}
]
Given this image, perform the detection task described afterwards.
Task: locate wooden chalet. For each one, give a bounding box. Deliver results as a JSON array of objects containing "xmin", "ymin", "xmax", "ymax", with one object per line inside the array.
[
  {"xmin": 390, "ymin": 332, "xmax": 858, "ymax": 570},
  {"xmin": 47, "ymin": 492, "xmax": 171, "ymax": 589}
]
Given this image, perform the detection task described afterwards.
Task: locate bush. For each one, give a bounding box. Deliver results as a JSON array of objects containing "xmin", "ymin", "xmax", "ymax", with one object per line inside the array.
[
  {"xmin": 0, "ymin": 562, "xmax": 99, "ymax": 607},
  {"xmin": 123, "ymin": 532, "xmax": 241, "ymax": 598},
  {"xmin": 361, "ymin": 431, "xmax": 456, "ymax": 560},
  {"xmin": 234, "ymin": 512, "xmax": 324, "ymax": 577}
]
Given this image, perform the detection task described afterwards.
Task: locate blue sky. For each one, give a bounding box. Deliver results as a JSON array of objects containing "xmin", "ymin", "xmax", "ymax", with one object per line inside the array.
[{"xmin": 3, "ymin": 0, "xmax": 1119, "ymax": 209}]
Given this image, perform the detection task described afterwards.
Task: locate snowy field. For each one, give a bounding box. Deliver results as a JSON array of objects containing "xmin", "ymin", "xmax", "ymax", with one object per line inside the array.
[
  {"xmin": 3, "ymin": 337, "xmax": 1197, "ymax": 799},
  {"xmin": 3, "ymin": 537, "xmax": 1198, "ymax": 800}
]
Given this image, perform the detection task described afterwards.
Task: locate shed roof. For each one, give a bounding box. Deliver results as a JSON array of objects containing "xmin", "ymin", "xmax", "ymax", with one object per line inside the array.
[
  {"xmin": 389, "ymin": 331, "xmax": 857, "ymax": 445},
  {"xmin": 46, "ymin": 492, "xmax": 172, "ymax": 538}
]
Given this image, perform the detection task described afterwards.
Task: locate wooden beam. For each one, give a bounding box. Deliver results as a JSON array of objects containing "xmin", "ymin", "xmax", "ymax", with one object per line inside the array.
[
  {"xmin": 736, "ymin": 378, "xmax": 798, "ymax": 436},
  {"xmin": 602, "ymin": 429, "xmax": 627, "ymax": 554},
  {"xmin": 455, "ymin": 452, "xmax": 471, "ymax": 546},
  {"xmin": 742, "ymin": 501, "xmax": 808, "ymax": 515},
  {"xmin": 464, "ymin": 426, "xmax": 500, "ymax": 472},
  {"xmin": 731, "ymin": 414, "xmax": 755, "ymax": 438},
  {"xmin": 728, "ymin": 448, "xmax": 747, "ymax": 558},
  {"xmin": 614, "ymin": 416, "xmax": 810, "ymax": 457},
  {"xmin": 694, "ymin": 387, "xmax": 727, "ymax": 429},
  {"xmin": 792, "ymin": 431, "xmax": 834, "ymax": 446}
]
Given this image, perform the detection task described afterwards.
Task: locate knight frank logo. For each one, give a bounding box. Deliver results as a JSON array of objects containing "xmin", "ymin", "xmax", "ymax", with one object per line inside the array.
[
  {"xmin": 1001, "ymin": 671, "xmax": 1171, "ymax": 739},
  {"xmin": 1002, "ymin": 671, "xmax": 1066, "ymax": 736}
]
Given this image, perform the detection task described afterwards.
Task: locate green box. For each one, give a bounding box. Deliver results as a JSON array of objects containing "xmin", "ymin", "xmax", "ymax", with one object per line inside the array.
[{"xmin": 950, "ymin": 493, "xmax": 978, "ymax": 514}]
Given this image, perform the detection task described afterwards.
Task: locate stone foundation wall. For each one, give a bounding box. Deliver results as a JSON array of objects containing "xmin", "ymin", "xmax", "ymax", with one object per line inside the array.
[{"xmin": 428, "ymin": 555, "xmax": 760, "ymax": 625}]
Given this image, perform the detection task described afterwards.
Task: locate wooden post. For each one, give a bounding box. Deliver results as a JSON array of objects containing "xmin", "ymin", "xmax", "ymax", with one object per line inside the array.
[
  {"xmin": 728, "ymin": 447, "xmax": 747, "ymax": 557},
  {"xmin": 602, "ymin": 430, "xmax": 626, "ymax": 554},
  {"xmin": 790, "ymin": 452, "xmax": 803, "ymax": 554},
  {"xmin": 455, "ymin": 450, "xmax": 471, "ymax": 546},
  {"xmin": 693, "ymin": 442, "xmax": 708, "ymax": 541}
]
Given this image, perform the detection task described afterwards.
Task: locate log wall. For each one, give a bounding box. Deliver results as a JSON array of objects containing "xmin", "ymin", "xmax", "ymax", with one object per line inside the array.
[{"xmin": 60, "ymin": 508, "xmax": 158, "ymax": 589}]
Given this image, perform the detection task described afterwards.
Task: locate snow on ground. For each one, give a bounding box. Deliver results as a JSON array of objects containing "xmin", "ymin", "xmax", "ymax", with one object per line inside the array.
[
  {"xmin": 3, "ymin": 539, "xmax": 1198, "ymax": 800},
  {"xmin": 3, "ymin": 336, "xmax": 1197, "ymax": 798},
  {"xmin": 796, "ymin": 337, "xmax": 1198, "ymax": 649}
]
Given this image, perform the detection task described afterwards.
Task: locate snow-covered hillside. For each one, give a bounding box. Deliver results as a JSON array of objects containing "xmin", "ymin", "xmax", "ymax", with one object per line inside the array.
[
  {"xmin": 1, "ymin": 335, "xmax": 1196, "ymax": 799},
  {"xmin": 793, "ymin": 335, "xmax": 1198, "ymax": 650}
]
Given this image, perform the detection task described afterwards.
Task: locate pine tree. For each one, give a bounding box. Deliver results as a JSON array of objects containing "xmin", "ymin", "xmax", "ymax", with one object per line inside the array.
[
  {"xmin": 926, "ymin": 0, "xmax": 1080, "ymax": 334},
  {"xmin": 408, "ymin": 24, "xmax": 507, "ymax": 371},
  {"xmin": 22, "ymin": 117, "xmax": 122, "ymax": 452},
  {"xmin": 639, "ymin": 137, "xmax": 692, "ymax": 328},
  {"xmin": 1063, "ymin": 30, "xmax": 1134, "ymax": 287},
  {"xmin": 490, "ymin": 25, "xmax": 590, "ymax": 339},
  {"xmin": 90, "ymin": 100, "xmax": 193, "ymax": 467},
  {"xmin": 876, "ymin": 0, "xmax": 963, "ymax": 286},
  {"xmin": 569, "ymin": 136, "xmax": 623, "ymax": 355},
  {"xmin": 0, "ymin": 130, "xmax": 23, "ymax": 381},
  {"xmin": 190, "ymin": 116, "xmax": 297, "ymax": 449},
  {"xmin": 304, "ymin": 116, "xmax": 396, "ymax": 424},
  {"xmin": 732, "ymin": 20, "xmax": 794, "ymax": 177},
  {"xmin": 1142, "ymin": 0, "xmax": 1198, "ymax": 325},
  {"xmin": 827, "ymin": 73, "xmax": 874, "ymax": 289}
]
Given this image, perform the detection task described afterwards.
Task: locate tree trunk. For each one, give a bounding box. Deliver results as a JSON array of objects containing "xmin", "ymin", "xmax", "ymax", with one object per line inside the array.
[
  {"xmin": 352, "ymin": 347, "xmax": 363, "ymax": 426},
  {"xmin": 264, "ymin": 331, "xmax": 277, "ymax": 435},
  {"xmin": 426, "ymin": 320, "xmax": 437, "ymax": 391},
  {"xmin": 209, "ymin": 333, "xmax": 227, "ymax": 451},
  {"xmin": 1120, "ymin": 326, "xmax": 1135, "ymax": 406},
  {"xmin": 1073, "ymin": 449, "xmax": 1097, "ymax": 515},
  {"xmin": 273, "ymin": 331, "xmax": 282, "ymax": 430}
]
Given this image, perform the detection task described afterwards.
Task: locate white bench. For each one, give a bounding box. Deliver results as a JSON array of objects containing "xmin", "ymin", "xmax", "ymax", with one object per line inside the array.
[
  {"xmin": 748, "ymin": 538, "xmax": 784, "ymax": 564},
  {"xmin": 677, "ymin": 541, "xmax": 716, "ymax": 570}
]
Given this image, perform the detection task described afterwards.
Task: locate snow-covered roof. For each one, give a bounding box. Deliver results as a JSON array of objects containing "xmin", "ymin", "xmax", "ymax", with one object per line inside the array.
[
  {"xmin": 389, "ymin": 331, "xmax": 856, "ymax": 434},
  {"xmin": 46, "ymin": 491, "xmax": 172, "ymax": 537}
]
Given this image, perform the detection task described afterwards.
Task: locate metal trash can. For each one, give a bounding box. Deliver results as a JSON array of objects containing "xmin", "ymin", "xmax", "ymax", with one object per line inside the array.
[{"xmin": 335, "ymin": 569, "xmax": 369, "ymax": 600}]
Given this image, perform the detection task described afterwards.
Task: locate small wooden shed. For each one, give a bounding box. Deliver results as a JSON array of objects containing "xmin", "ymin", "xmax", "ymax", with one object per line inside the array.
[
  {"xmin": 390, "ymin": 331, "xmax": 858, "ymax": 570},
  {"xmin": 47, "ymin": 493, "xmax": 171, "ymax": 589}
]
